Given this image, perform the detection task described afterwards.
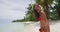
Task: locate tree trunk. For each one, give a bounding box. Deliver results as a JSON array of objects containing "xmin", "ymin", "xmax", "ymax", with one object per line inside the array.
[
  {"xmin": 44, "ymin": 0, "xmax": 50, "ymax": 19},
  {"xmin": 56, "ymin": 0, "xmax": 60, "ymax": 19}
]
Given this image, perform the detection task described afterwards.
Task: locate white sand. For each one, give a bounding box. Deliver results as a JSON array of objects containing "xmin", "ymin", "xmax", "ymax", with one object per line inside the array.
[
  {"xmin": 0, "ymin": 21, "xmax": 60, "ymax": 32},
  {"xmin": 24, "ymin": 20, "xmax": 60, "ymax": 32}
]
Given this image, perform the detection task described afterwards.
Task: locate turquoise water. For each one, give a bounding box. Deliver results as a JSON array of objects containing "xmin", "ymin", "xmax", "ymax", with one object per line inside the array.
[
  {"xmin": 0, "ymin": 22, "xmax": 24, "ymax": 32},
  {"xmin": 0, "ymin": 21, "xmax": 60, "ymax": 32}
]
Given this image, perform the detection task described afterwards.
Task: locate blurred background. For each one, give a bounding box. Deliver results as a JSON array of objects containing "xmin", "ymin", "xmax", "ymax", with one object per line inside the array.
[
  {"xmin": 0, "ymin": 0, "xmax": 60, "ymax": 32},
  {"xmin": 12, "ymin": 0, "xmax": 60, "ymax": 22}
]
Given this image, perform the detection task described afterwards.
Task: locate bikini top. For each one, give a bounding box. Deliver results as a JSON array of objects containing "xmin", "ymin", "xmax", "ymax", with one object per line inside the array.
[{"xmin": 37, "ymin": 16, "xmax": 42, "ymax": 21}]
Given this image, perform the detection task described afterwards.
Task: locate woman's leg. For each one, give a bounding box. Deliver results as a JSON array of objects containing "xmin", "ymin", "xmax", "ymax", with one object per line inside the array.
[
  {"xmin": 46, "ymin": 21, "xmax": 50, "ymax": 32},
  {"xmin": 44, "ymin": 25, "xmax": 50, "ymax": 32},
  {"xmin": 39, "ymin": 26, "xmax": 47, "ymax": 32},
  {"xmin": 47, "ymin": 25, "xmax": 50, "ymax": 32},
  {"xmin": 39, "ymin": 28, "xmax": 42, "ymax": 32},
  {"xmin": 45, "ymin": 19, "xmax": 50, "ymax": 32}
]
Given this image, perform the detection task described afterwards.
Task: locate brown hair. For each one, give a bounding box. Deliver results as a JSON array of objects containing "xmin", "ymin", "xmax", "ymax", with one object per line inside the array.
[{"xmin": 33, "ymin": 5, "xmax": 40, "ymax": 19}]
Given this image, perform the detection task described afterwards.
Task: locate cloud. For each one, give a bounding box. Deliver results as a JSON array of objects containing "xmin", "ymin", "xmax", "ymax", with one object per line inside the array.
[{"xmin": 0, "ymin": 0, "xmax": 35, "ymax": 23}]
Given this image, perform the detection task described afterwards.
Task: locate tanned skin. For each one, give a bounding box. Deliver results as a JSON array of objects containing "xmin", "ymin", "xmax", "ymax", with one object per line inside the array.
[{"xmin": 34, "ymin": 3, "xmax": 50, "ymax": 32}]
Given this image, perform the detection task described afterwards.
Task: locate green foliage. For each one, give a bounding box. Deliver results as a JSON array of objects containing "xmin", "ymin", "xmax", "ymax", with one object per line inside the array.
[
  {"xmin": 50, "ymin": 11, "xmax": 58, "ymax": 20},
  {"xmin": 12, "ymin": 0, "xmax": 60, "ymax": 22},
  {"xmin": 25, "ymin": 4, "xmax": 36, "ymax": 21},
  {"xmin": 54, "ymin": 0, "xmax": 60, "ymax": 19},
  {"xmin": 48, "ymin": 0, "xmax": 53, "ymax": 5},
  {"xmin": 49, "ymin": 1, "xmax": 59, "ymax": 20},
  {"xmin": 12, "ymin": 19, "xmax": 25, "ymax": 22},
  {"xmin": 36, "ymin": 0, "xmax": 41, "ymax": 5}
]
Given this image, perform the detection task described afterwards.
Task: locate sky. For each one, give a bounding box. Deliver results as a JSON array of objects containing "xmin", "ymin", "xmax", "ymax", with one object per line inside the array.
[{"xmin": 0, "ymin": 0, "xmax": 35, "ymax": 23}]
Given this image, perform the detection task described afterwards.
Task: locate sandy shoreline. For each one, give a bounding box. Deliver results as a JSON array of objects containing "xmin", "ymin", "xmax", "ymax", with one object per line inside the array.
[{"xmin": 24, "ymin": 20, "xmax": 60, "ymax": 32}]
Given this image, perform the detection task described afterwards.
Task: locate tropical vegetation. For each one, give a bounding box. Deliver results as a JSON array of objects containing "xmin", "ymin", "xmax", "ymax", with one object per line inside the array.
[{"xmin": 12, "ymin": 0, "xmax": 60, "ymax": 22}]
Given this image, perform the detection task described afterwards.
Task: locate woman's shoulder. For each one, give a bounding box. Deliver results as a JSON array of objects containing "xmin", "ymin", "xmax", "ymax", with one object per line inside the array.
[{"xmin": 41, "ymin": 11, "xmax": 46, "ymax": 16}]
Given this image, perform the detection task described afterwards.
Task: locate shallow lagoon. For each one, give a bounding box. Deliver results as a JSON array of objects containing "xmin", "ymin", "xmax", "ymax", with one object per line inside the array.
[{"xmin": 0, "ymin": 20, "xmax": 60, "ymax": 32}]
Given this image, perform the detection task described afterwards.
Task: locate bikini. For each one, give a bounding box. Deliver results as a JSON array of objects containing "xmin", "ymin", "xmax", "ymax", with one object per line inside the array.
[
  {"xmin": 37, "ymin": 16, "xmax": 42, "ymax": 21},
  {"xmin": 37, "ymin": 16, "xmax": 47, "ymax": 32}
]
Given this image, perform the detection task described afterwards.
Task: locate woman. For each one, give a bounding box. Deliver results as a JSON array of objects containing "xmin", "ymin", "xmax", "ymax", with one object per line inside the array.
[{"xmin": 33, "ymin": 3, "xmax": 50, "ymax": 32}]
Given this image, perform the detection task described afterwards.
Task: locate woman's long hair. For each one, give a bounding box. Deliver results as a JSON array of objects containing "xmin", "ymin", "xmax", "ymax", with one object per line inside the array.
[{"xmin": 33, "ymin": 5, "xmax": 40, "ymax": 19}]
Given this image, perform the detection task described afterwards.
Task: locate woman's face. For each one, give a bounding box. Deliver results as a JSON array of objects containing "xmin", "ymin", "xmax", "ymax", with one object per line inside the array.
[{"xmin": 34, "ymin": 4, "xmax": 41, "ymax": 13}]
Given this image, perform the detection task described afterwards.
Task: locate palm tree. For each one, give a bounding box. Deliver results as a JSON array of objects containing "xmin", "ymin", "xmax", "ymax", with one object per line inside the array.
[
  {"xmin": 25, "ymin": 4, "xmax": 36, "ymax": 21},
  {"xmin": 56, "ymin": 0, "xmax": 60, "ymax": 19},
  {"xmin": 35, "ymin": 0, "xmax": 53, "ymax": 19}
]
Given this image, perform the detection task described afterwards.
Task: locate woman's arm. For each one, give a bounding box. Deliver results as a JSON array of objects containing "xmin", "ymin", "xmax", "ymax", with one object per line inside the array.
[{"xmin": 40, "ymin": 11, "xmax": 50, "ymax": 30}]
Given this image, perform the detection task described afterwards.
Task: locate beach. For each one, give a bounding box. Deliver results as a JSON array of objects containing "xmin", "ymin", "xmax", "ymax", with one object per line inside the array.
[
  {"xmin": 0, "ymin": 20, "xmax": 60, "ymax": 32},
  {"xmin": 24, "ymin": 20, "xmax": 60, "ymax": 32}
]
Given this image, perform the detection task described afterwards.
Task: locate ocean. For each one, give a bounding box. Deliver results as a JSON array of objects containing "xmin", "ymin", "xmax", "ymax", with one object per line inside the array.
[{"xmin": 0, "ymin": 22, "xmax": 24, "ymax": 32}]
